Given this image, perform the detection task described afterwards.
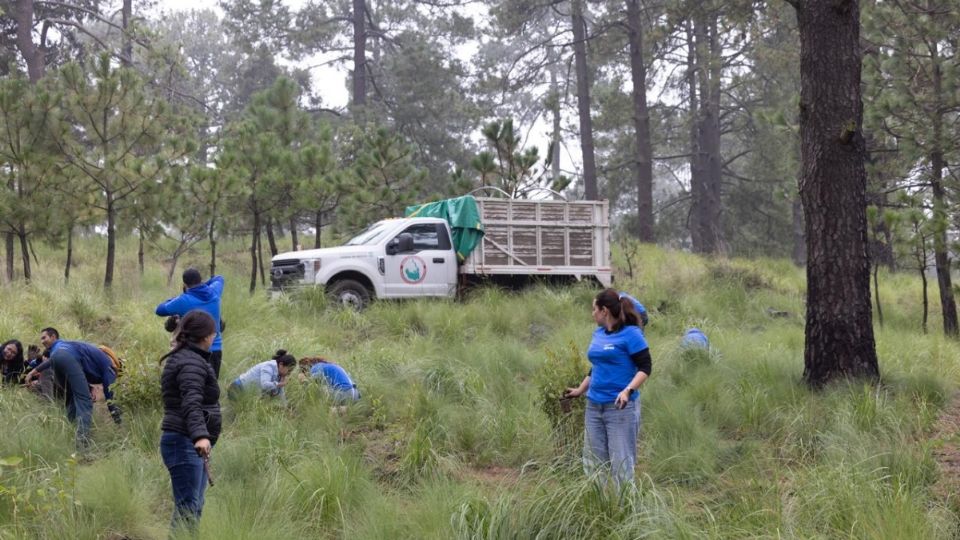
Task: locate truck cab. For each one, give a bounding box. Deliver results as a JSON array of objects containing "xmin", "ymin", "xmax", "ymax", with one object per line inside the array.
[{"xmin": 270, "ymin": 217, "xmax": 459, "ymax": 308}]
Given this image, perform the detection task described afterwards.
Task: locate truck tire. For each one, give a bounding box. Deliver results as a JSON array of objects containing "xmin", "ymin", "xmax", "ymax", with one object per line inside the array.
[{"xmin": 328, "ymin": 279, "xmax": 371, "ymax": 310}]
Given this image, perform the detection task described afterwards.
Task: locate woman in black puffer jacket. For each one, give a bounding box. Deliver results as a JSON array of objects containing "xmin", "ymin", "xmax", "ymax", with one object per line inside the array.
[{"xmin": 159, "ymin": 310, "xmax": 221, "ymax": 533}]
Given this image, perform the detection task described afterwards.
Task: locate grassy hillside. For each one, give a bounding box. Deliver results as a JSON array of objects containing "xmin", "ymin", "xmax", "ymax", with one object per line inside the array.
[{"xmin": 0, "ymin": 237, "xmax": 957, "ymax": 539}]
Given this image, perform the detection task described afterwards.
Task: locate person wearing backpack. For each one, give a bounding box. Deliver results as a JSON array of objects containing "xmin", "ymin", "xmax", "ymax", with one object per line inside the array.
[
  {"xmin": 155, "ymin": 269, "xmax": 226, "ymax": 379},
  {"xmin": 23, "ymin": 328, "xmax": 121, "ymax": 450}
]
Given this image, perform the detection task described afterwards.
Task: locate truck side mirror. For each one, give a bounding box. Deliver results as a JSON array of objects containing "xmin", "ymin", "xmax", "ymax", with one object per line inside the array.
[{"xmin": 387, "ymin": 233, "xmax": 414, "ymax": 255}]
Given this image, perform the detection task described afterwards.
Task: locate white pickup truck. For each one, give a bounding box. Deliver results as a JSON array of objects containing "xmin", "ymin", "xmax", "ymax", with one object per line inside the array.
[{"xmin": 270, "ymin": 194, "xmax": 612, "ymax": 308}]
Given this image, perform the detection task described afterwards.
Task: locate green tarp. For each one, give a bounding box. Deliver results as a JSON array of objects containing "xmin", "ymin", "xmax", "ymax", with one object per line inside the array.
[{"xmin": 405, "ymin": 195, "xmax": 485, "ymax": 263}]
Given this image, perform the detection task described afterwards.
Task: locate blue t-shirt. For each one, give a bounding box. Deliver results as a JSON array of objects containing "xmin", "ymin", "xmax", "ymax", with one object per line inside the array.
[
  {"xmin": 586, "ymin": 325, "xmax": 648, "ymax": 404},
  {"xmin": 310, "ymin": 363, "xmax": 355, "ymax": 391}
]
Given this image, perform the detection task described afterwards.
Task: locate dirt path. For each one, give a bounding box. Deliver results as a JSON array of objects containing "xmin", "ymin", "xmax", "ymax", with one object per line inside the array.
[{"xmin": 931, "ymin": 393, "xmax": 960, "ymax": 511}]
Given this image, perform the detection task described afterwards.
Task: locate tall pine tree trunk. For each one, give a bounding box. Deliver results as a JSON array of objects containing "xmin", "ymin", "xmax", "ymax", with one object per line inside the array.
[
  {"xmin": 549, "ymin": 50, "xmax": 562, "ymax": 184},
  {"xmin": 208, "ymin": 215, "xmax": 218, "ymax": 277},
  {"xmin": 686, "ymin": 20, "xmax": 704, "ymax": 250},
  {"xmin": 64, "ymin": 223, "xmax": 73, "ymax": 284},
  {"xmin": 691, "ymin": 10, "xmax": 723, "ymax": 254},
  {"xmin": 571, "ymin": 0, "xmax": 598, "ymax": 200},
  {"xmin": 249, "ymin": 211, "xmax": 260, "ymax": 294},
  {"xmin": 793, "ymin": 0, "xmax": 879, "ymax": 385},
  {"xmin": 352, "ymin": 0, "xmax": 367, "ymax": 111},
  {"xmin": 17, "ymin": 228, "xmax": 30, "ymax": 281},
  {"xmin": 121, "ymin": 0, "xmax": 133, "ymax": 66},
  {"xmin": 138, "ymin": 228, "xmax": 145, "ymax": 275},
  {"xmin": 14, "ymin": 0, "xmax": 44, "ymax": 83},
  {"xmin": 4, "ymin": 232, "xmax": 13, "ymax": 282},
  {"xmin": 105, "ymin": 193, "xmax": 116, "ymax": 288},
  {"xmin": 290, "ymin": 216, "xmax": 299, "ymax": 251},
  {"xmin": 314, "ymin": 211, "xmax": 323, "ymax": 249},
  {"xmin": 265, "ymin": 217, "xmax": 278, "ymax": 257},
  {"xmin": 929, "ymin": 42, "xmax": 958, "ymax": 337},
  {"xmin": 626, "ymin": 0, "xmax": 654, "ymax": 242}
]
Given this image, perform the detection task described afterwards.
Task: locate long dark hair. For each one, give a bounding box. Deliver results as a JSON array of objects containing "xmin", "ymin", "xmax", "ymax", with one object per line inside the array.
[
  {"xmin": 272, "ymin": 349, "xmax": 296, "ymax": 368},
  {"xmin": 160, "ymin": 310, "xmax": 217, "ymax": 363},
  {"xmin": 1, "ymin": 340, "xmax": 24, "ymax": 366},
  {"xmin": 594, "ymin": 288, "xmax": 642, "ymax": 331}
]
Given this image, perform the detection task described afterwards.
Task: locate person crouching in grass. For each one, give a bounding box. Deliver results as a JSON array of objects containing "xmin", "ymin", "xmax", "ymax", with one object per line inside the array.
[
  {"xmin": 298, "ymin": 356, "xmax": 360, "ymax": 404},
  {"xmin": 228, "ymin": 350, "xmax": 296, "ymax": 400}
]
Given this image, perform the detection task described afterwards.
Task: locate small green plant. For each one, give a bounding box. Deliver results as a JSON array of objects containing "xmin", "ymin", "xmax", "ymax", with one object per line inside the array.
[{"xmin": 534, "ymin": 341, "xmax": 589, "ymax": 457}]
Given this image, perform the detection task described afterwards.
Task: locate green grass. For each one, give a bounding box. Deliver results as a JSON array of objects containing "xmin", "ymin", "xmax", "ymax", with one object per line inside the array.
[{"xmin": 0, "ymin": 236, "xmax": 957, "ymax": 538}]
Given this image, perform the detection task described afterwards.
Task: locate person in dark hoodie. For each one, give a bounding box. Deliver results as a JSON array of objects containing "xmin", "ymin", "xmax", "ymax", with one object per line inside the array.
[
  {"xmin": 156, "ymin": 268, "xmax": 225, "ymax": 378},
  {"xmin": 1, "ymin": 339, "xmax": 25, "ymax": 384},
  {"xmin": 23, "ymin": 328, "xmax": 120, "ymax": 450},
  {"xmin": 159, "ymin": 310, "xmax": 221, "ymax": 533}
]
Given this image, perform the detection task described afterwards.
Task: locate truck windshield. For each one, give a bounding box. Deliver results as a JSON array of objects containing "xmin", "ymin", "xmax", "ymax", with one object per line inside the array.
[{"xmin": 345, "ymin": 221, "xmax": 393, "ymax": 246}]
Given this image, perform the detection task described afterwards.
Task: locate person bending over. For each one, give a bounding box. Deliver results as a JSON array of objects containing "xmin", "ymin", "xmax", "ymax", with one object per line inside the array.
[
  {"xmin": 229, "ymin": 350, "xmax": 296, "ymax": 399},
  {"xmin": 299, "ymin": 356, "xmax": 360, "ymax": 404}
]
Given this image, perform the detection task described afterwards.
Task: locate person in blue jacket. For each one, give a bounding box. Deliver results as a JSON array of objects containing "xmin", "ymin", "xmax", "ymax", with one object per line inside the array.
[
  {"xmin": 24, "ymin": 328, "xmax": 120, "ymax": 450},
  {"xmin": 618, "ymin": 292, "xmax": 649, "ymax": 329},
  {"xmin": 228, "ymin": 350, "xmax": 297, "ymax": 399},
  {"xmin": 564, "ymin": 289, "xmax": 652, "ymax": 489},
  {"xmin": 680, "ymin": 327, "xmax": 709, "ymax": 350},
  {"xmin": 298, "ymin": 356, "xmax": 360, "ymax": 404},
  {"xmin": 156, "ymin": 268, "xmax": 225, "ymax": 378}
]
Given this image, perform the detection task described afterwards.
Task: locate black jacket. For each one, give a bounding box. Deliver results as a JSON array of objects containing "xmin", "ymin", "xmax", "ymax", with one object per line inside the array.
[{"xmin": 161, "ymin": 344, "xmax": 221, "ymax": 444}]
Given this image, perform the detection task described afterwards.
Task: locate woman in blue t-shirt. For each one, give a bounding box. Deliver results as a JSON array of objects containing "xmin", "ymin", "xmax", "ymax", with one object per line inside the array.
[
  {"xmin": 564, "ymin": 288, "xmax": 652, "ymax": 488},
  {"xmin": 298, "ymin": 356, "xmax": 360, "ymax": 404}
]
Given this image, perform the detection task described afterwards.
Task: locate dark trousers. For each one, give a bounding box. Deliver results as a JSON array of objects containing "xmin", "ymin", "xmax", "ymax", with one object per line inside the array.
[
  {"xmin": 209, "ymin": 350, "xmax": 222, "ymax": 380},
  {"xmin": 50, "ymin": 349, "xmax": 93, "ymax": 451},
  {"xmin": 160, "ymin": 431, "xmax": 209, "ymax": 532}
]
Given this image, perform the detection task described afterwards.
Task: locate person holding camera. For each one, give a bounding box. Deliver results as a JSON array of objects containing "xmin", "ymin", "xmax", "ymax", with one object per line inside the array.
[{"xmin": 156, "ymin": 268, "xmax": 225, "ymax": 379}]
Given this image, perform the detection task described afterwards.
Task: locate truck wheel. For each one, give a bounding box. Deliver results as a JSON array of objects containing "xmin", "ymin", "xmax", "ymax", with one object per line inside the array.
[{"xmin": 328, "ymin": 279, "xmax": 371, "ymax": 310}]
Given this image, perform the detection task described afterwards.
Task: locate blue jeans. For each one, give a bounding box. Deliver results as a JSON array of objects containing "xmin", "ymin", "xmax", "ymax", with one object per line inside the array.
[
  {"xmin": 583, "ymin": 399, "xmax": 639, "ymax": 489},
  {"xmin": 51, "ymin": 349, "xmax": 93, "ymax": 451},
  {"xmin": 160, "ymin": 431, "xmax": 209, "ymax": 532},
  {"xmin": 331, "ymin": 386, "xmax": 360, "ymax": 404}
]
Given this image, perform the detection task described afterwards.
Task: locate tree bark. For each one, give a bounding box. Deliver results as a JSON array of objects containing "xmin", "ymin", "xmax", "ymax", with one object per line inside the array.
[
  {"xmin": 64, "ymin": 223, "xmax": 73, "ymax": 284},
  {"xmin": 249, "ymin": 212, "xmax": 260, "ymax": 294},
  {"xmin": 549, "ymin": 52, "xmax": 562, "ymax": 184},
  {"xmin": 265, "ymin": 216, "xmax": 279, "ymax": 256},
  {"xmin": 14, "ymin": 0, "xmax": 44, "ymax": 82},
  {"xmin": 121, "ymin": 0, "xmax": 133, "ymax": 66},
  {"xmin": 685, "ymin": 20, "xmax": 704, "ymax": 250},
  {"xmin": 314, "ymin": 211, "xmax": 323, "ymax": 249},
  {"xmin": 626, "ymin": 0, "xmax": 654, "ymax": 242},
  {"xmin": 138, "ymin": 228, "xmax": 145, "ymax": 275},
  {"xmin": 690, "ymin": 10, "xmax": 723, "ymax": 254},
  {"xmin": 571, "ymin": 0, "xmax": 598, "ymax": 200},
  {"xmin": 791, "ymin": 196, "xmax": 806, "ymax": 265},
  {"xmin": 105, "ymin": 193, "xmax": 116, "ymax": 288},
  {"xmin": 794, "ymin": 0, "xmax": 879, "ymax": 385},
  {"xmin": 4, "ymin": 231, "xmax": 13, "ymax": 282},
  {"xmin": 289, "ymin": 216, "xmax": 299, "ymax": 251},
  {"xmin": 352, "ymin": 0, "xmax": 367, "ymax": 110},
  {"xmin": 17, "ymin": 229, "xmax": 30, "ymax": 281},
  {"xmin": 208, "ymin": 215, "xmax": 217, "ymax": 277},
  {"xmin": 929, "ymin": 41, "xmax": 958, "ymax": 337}
]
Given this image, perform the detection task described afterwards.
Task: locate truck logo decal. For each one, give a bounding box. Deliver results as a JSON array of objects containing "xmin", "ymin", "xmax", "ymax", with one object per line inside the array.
[{"xmin": 400, "ymin": 256, "xmax": 427, "ymax": 284}]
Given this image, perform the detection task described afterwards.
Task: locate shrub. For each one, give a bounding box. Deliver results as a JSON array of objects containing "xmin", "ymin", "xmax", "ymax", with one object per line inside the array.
[{"xmin": 533, "ymin": 341, "xmax": 589, "ymax": 458}]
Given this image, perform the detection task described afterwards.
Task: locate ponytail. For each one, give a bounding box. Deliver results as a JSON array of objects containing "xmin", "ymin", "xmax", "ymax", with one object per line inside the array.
[{"xmin": 594, "ymin": 288, "xmax": 641, "ymax": 331}]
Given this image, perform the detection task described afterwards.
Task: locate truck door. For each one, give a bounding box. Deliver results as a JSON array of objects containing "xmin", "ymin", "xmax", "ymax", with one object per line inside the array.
[
  {"xmin": 384, "ymin": 223, "xmax": 455, "ymax": 297},
  {"xmin": 419, "ymin": 223, "xmax": 458, "ymax": 296}
]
